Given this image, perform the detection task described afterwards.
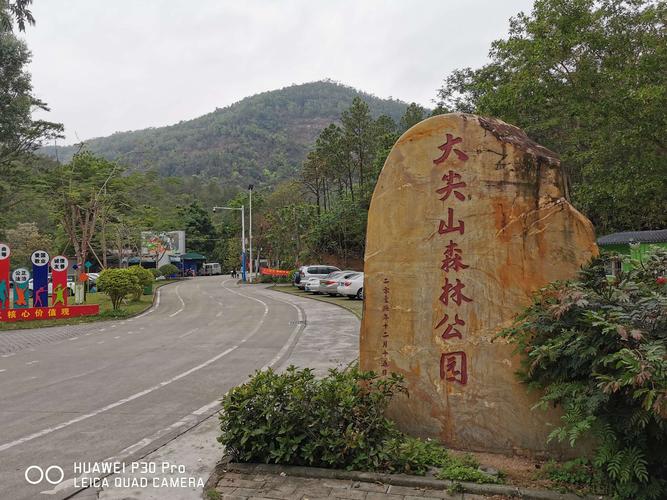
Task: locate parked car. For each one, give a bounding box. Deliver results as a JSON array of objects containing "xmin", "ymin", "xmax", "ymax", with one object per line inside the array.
[
  {"xmin": 303, "ymin": 265, "xmax": 341, "ymax": 280},
  {"xmin": 319, "ymin": 271, "xmax": 358, "ymax": 296},
  {"xmin": 304, "ymin": 276, "xmax": 322, "ymax": 293},
  {"xmin": 337, "ymin": 272, "xmax": 364, "ymax": 299}
]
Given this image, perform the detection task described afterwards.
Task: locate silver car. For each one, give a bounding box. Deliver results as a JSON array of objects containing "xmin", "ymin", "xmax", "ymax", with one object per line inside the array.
[{"xmin": 319, "ymin": 271, "xmax": 357, "ymax": 296}]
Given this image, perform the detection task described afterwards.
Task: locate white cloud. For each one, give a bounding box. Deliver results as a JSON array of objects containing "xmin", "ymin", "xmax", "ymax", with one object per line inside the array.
[{"xmin": 23, "ymin": 0, "xmax": 534, "ymax": 143}]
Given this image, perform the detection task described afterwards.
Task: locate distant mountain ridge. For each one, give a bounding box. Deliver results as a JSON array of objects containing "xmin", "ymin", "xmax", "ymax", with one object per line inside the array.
[{"xmin": 40, "ymin": 81, "xmax": 412, "ymax": 187}]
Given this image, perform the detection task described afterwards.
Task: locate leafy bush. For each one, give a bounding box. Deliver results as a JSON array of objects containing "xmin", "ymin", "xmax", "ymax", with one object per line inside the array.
[
  {"xmin": 219, "ymin": 367, "xmax": 501, "ymax": 482},
  {"xmin": 149, "ymin": 268, "xmax": 162, "ymax": 278},
  {"xmin": 159, "ymin": 264, "xmax": 179, "ymax": 277},
  {"xmin": 219, "ymin": 367, "xmax": 404, "ymax": 470},
  {"xmin": 96, "ymin": 269, "xmax": 141, "ymax": 310},
  {"xmin": 127, "ymin": 265, "xmax": 154, "ymax": 300},
  {"xmin": 501, "ymin": 249, "xmax": 667, "ymax": 499},
  {"xmin": 542, "ymin": 458, "xmax": 605, "ymax": 495}
]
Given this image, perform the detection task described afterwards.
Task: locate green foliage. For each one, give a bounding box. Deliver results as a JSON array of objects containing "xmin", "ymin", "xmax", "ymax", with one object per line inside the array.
[
  {"xmin": 501, "ymin": 249, "xmax": 667, "ymax": 499},
  {"xmin": 219, "ymin": 367, "xmax": 503, "ymax": 481},
  {"xmin": 149, "ymin": 268, "xmax": 162, "ymax": 278},
  {"xmin": 542, "ymin": 458, "xmax": 606, "ymax": 494},
  {"xmin": 436, "ymin": 463, "xmax": 500, "ymax": 484},
  {"xmin": 96, "ymin": 268, "xmax": 140, "ymax": 310},
  {"xmin": 399, "ymin": 102, "xmax": 426, "ymax": 132},
  {"xmin": 437, "ymin": 0, "xmax": 667, "ymax": 234},
  {"xmin": 42, "ymin": 81, "xmax": 412, "ymax": 190},
  {"xmin": 127, "ymin": 265, "xmax": 154, "ymax": 300},
  {"xmin": 0, "ymin": 29, "xmax": 62, "ymax": 212},
  {"xmin": 219, "ymin": 367, "xmax": 405, "ymax": 471},
  {"xmin": 158, "ymin": 264, "xmax": 179, "ymax": 277}
]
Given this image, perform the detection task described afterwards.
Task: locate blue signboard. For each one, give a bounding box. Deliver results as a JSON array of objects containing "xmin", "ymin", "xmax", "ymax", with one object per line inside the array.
[{"xmin": 31, "ymin": 250, "xmax": 50, "ymax": 308}]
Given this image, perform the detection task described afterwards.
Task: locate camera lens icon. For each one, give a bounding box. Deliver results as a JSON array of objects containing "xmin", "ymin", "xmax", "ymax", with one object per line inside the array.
[{"xmin": 25, "ymin": 465, "xmax": 64, "ymax": 485}]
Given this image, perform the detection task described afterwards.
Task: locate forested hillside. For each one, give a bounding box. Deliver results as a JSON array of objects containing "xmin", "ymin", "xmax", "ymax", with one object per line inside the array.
[{"xmin": 40, "ymin": 81, "xmax": 411, "ymax": 187}]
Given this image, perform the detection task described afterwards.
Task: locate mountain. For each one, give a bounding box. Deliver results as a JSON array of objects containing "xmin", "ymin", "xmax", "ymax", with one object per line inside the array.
[{"xmin": 40, "ymin": 80, "xmax": 411, "ymax": 187}]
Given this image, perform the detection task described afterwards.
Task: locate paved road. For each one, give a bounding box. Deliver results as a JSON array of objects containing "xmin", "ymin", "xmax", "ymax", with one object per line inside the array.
[{"xmin": 0, "ymin": 277, "xmax": 359, "ymax": 500}]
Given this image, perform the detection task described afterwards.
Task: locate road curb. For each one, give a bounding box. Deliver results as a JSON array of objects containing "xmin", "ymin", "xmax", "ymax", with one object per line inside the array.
[
  {"xmin": 269, "ymin": 285, "xmax": 362, "ymax": 319},
  {"xmin": 211, "ymin": 461, "xmax": 602, "ymax": 500}
]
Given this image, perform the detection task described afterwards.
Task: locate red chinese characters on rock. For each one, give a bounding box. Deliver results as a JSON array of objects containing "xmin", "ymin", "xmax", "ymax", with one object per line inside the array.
[
  {"xmin": 433, "ymin": 133, "xmax": 469, "ymax": 164},
  {"xmin": 433, "ymin": 133, "xmax": 471, "ymax": 386},
  {"xmin": 440, "ymin": 351, "xmax": 468, "ymax": 385}
]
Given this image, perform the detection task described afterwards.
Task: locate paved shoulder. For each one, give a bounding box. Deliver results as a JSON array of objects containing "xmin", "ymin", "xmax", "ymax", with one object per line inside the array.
[{"xmin": 256, "ymin": 286, "xmax": 360, "ymax": 375}]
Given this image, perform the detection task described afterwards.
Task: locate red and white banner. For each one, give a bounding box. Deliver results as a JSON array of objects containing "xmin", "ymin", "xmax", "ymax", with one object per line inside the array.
[
  {"xmin": 0, "ymin": 305, "xmax": 100, "ymax": 322},
  {"xmin": 259, "ymin": 268, "xmax": 291, "ymax": 277}
]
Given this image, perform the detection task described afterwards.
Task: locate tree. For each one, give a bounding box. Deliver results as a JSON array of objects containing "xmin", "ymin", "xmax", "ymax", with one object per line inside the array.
[
  {"xmin": 341, "ymin": 97, "xmax": 376, "ymax": 193},
  {"xmin": 96, "ymin": 268, "xmax": 140, "ymax": 310},
  {"xmin": 0, "ymin": 32, "xmax": 63, "ymax": 209},
  {"xmin": 49, "ymin": 151, "xmax": 121, "ymax": 273},
  {"xmin": 0, "ymin": 0, "xmax": 35, "ymax": 32},
  {"xmin": 437, "ymin": 0, "xmax": 667, "ymax": 234},
  {"xmin": 399, "ymin": 102, "xmax": 426, "ymax": 132},
  {"xmin": 177, "ymin": 201, "xmax": 218, "ymax": 256},
  {"xmin": 4, "ymin": 222, "xmax": 52, "ymax": 268},
  {"xmin": 127, "ymin": 265, "xmax": 153, "ymax": 300}
]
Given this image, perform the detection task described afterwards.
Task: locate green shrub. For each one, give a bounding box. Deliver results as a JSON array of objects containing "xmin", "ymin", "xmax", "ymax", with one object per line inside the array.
[
  {"xmin": 219, "ymin": 367, "xmax": 504, "ymax": 481},
  {"xmin": 149, "ymin": 268, "xmax": 162, "ymax": 278},
  {"xmin": 96, "ymin": 269, "xmax": 141, "ymax": 310},
  {"xmin": 159, "ymin": 263, "xmax": 180, "ymax": 277},
  {"xmin": 127, "ymin": 265, "xmax": 154, "ymax": 300},
  {"xmin": 501, "ymin": 249, "xmax": 667, "ymax": 499},
  {"xmin": 219, "ymin": 367, "xmax": 405, "ymax": 471},
  {"xmin": 542, "ymin": 458, "xmax": 605, "ymax": 494}
]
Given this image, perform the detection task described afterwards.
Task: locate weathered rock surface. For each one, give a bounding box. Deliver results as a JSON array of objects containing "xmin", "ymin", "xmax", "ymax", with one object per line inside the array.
[{"xmin": 360, "ymin": 113, "xmax": 598, "ymax": 455}]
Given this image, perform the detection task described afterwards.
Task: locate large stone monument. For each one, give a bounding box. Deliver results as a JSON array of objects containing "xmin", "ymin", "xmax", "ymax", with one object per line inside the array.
[{"xmin": 360, "ymin": 113, "xmax": 598, "ymax": 455}]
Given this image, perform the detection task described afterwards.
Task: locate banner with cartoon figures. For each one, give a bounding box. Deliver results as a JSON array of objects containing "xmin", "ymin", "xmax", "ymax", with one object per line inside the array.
[{"xmin": 0, "ymin": 243, "xmax": 99, "ymax": 322}]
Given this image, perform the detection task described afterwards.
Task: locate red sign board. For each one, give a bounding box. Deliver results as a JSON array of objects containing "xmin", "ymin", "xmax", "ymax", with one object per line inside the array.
[{"xmin": 0, "ymin": 305, "xmax": 99, "ymax": 322}]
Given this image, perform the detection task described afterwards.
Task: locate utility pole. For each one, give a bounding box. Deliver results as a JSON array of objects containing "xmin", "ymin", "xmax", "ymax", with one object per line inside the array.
[
  {"xmin": 248, "ymin": 184, "xmax": 254, "ymax": 283},
  {"xmin": 212, "ymin": 205, "xmax": 246, "ymax": 282}
]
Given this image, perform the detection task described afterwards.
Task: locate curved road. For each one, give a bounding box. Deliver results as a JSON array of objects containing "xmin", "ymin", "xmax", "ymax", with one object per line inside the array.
[{"xmin": 0, "ymin": 277, "xmax": 359, "ymax": 500}]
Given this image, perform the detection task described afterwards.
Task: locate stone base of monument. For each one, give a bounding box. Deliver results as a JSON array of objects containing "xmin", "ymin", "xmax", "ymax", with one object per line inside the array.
[{"xmin": 360, "ymin": 113, "xmax": 599, "ymax": 457}]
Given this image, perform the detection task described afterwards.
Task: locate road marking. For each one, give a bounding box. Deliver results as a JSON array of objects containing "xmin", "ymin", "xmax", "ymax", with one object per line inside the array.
[
  {"xmin": 38, "ymin": 277, "xmax": 305, "ymax": 496},
  {"xmin": 135, "ymin": 289, "xmax": 161, "ymax": 319},
  {"xmin": 97, "ymin": 341, "xmax": 105, "ymax": 345},
  {"xmin": 215, "ymin": 311, "xmax": 222, "ymax": 317},
  {"xmin": 169, "ymin": 285, "xmax": 185, "ymax": 317},
  {"xmin": 99, "ymin": 328, "xmax": 106, "ymax": 332},
  {"xmin": 178, "ymin": 328, "xmax": 199, "ymax": 339},
  {"xmin": 1, "ymin": 353, "xmax": 16, "ymax": 358},
  {"xmin": 114, "ymin": 336, "xmax": 120, "ymax": 339},
  {"xmin": 26, "ymin": 360, "xmax": 39, "ymax": 366},
  {"xmin": 68, "ymin": 337, "xmax": 78, "ymax": 341},
  {"xmin": 0, "ymin": 369, "xmax": 6, "ymax": 373},
  {"xmin": 0, "ymin": 343, "xmax": 241, "ymax": 452}
]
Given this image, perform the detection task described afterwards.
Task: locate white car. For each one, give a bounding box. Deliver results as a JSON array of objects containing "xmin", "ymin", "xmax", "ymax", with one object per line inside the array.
[
  {"xmin": 304, "ymin": 276, "xmax": 322, "ymax": 293},
  {"xmin": 337, "ymin": 272, "xmax": 364, "ymax": 299},
  {"xmin": 297, "ymin": 265, "xmax": 340, "ymax": 290}
]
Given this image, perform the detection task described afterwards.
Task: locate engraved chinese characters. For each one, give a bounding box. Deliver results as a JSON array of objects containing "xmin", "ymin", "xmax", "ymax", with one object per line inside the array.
[
  {"xmin": 433, "ymin": 134, "xmax": 471, "ymax": 386},
  {"xmin": 360, "ymin": 113, "xmax": 598, "ymax": 454}
]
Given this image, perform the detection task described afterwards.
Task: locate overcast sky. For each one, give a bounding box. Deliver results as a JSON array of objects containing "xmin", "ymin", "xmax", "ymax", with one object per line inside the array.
[{"xmin": 23, "ymin": 0, "xmax": 534, "ymax": 144}]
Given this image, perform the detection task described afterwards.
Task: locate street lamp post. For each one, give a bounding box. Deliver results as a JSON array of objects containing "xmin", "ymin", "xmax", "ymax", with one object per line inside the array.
[
  {"xmin": 212, "ymin": 205, "xmax": 246, "ymax": 282},
  {"xmin": 248, "ymin": 184, "xmax": 254, "ymax": 282}
]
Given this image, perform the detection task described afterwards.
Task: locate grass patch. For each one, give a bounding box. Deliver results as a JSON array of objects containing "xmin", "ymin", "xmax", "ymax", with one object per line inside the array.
[
  {"xmin": 268, "ymin": 284, "xmax": 363, "ymax": 319},
  {"xmin": 0, "ymin": 279, "xmax": 178, "ymax": 331}
]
